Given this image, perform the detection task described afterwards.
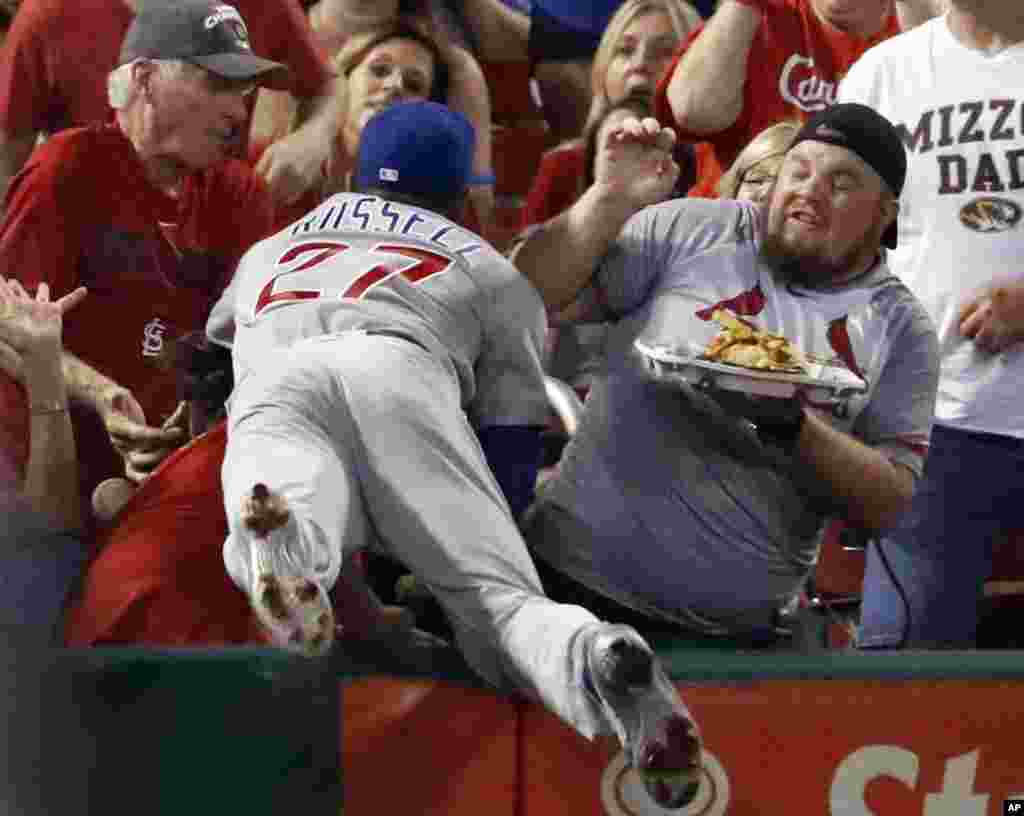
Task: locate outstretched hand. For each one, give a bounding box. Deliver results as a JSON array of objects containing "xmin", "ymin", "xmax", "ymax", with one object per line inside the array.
[
  {"xmin": 0, "ymin": 278, "xmax": 87, "ymax": 367},
  {"xmin": 100, "ymin": 390, "xmax": 189, "ymax": 483},
  {"xmin": 593, "ymin": 116, "xmax": 681, "ymax": 212},
  {"xmin": 0, "ymin": 278, "xmax": 87, "ymax": 382}
]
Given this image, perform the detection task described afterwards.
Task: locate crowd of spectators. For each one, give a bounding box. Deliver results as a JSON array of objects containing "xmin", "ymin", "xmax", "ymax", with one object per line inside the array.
[{"xmin": 1, "ymin": 0, "xmax": 1022, "ymax": 672}]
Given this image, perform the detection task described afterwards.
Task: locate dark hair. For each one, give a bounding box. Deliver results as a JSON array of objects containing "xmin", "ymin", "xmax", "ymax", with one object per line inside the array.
[{"xmin": 582, "ymin": 92, "xmax": 655, "ymax": 189}]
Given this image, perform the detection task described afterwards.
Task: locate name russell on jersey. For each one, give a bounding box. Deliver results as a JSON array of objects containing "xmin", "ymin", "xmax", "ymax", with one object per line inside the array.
[{"xmin": 289, "ymin": 195, "xmax": 484, "ymax": 258}]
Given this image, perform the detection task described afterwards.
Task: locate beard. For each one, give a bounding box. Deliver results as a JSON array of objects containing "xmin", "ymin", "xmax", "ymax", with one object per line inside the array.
[{"xmin": 758, "ymin": 206, "xmax": 885, "ymax": 289}]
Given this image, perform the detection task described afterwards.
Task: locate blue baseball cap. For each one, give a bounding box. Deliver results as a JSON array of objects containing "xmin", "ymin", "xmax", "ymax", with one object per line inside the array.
[{"xmin": 353, "ymin": 101, "xmax": 476, "ymax": 207}]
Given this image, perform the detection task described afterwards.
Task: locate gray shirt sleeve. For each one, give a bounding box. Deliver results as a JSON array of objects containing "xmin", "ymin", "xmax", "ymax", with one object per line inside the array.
[
  {"xmin": 853, "ymin": 287, "xmax": 940, "ymax": 479},
  {"xmin": 595, "ymin": 198, "xmax": 753, "ymax": 320}
]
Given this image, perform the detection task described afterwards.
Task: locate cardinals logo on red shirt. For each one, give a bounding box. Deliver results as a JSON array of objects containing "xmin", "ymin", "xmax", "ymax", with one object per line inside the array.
[
  {"xmin": 778, "ymin": 55, "xmax": 838, "ymax": 114},
  {"xmin": 142, "ymin": 317, "xmax": 168, "ymax": 359}
]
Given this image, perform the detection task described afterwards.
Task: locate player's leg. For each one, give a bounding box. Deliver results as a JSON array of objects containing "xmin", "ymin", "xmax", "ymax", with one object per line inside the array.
[
  {"xmin": 221, "ymin": 340, "xmax": 373, "ymax": 656},
  {"xmin": 859, "ymin": 425, "xmax": 1021, "ymax": 648},
  {"xmin": 337, "ymin": 334, "xmax": 702, "ymax": 808}
]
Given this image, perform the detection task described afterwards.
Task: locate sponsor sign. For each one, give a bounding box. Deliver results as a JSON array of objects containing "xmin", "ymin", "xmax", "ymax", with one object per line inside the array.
[
  {"xmin": 342, "ymin": 676, "xmax": 1024, "ymax": 815},
  {"xmin": 520, "ymin": 679, "xmax": 1024, "ymax": 815}
]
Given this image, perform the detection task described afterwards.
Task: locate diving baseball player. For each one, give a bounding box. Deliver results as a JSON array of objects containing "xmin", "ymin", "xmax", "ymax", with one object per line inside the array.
[{"xmin": 206, "ymin": 101, "xmax": 703, "ymax": 810}]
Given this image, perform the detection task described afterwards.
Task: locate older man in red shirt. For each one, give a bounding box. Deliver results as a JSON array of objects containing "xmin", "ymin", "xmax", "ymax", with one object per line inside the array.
[
  {"xmin": 0, "ymin": 0, "xmax": 336, "ymax": 206},
  {"xmin": 0, "ymin": 0, "xmax": 278, "ymax": 525}
]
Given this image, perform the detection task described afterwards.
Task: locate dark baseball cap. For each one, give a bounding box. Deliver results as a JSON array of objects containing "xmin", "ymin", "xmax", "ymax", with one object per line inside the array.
[
  {"xmin": 119, "ymin": 1, "xmax": 290, "ymax": 91},
  {"xmin": 789, "ymin": 103, "xmax": 906, "ymax": 248},
  {"xmin": 354, "ymin": 101, "xmax": 475, "ymax": 208}
]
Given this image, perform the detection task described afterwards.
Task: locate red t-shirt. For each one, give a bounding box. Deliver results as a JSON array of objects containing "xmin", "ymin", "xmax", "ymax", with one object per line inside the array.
[
  {"xmin": 62, "ymin": 421, "xmax": 375, "ymax": 647},
  {"xmin": 522, "ymin": 142, "xmax": 586, "ymax": 229},
  {"xmin": 655, "ymin": 0, "xmax": 900, "ymax": 197},
  {"xmin": 0, "ymin": 0, "xmax": 330, "ymax": 137},
  {"xmin": 63, "ymin": 421, "xmax": 267, "ymax": 646},
  {"xmin": 0, "ymin": 123, "xmax": 274, "ymax": 509}
]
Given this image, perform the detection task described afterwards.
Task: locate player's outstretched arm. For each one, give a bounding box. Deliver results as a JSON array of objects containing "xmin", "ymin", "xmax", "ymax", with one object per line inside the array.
[{"xmin": 510, "ymin": 116, "xmax": 678, "ymax": 312}]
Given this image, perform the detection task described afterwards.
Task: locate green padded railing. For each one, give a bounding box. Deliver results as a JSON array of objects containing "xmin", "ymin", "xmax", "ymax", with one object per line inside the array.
[
  {"xmin": 645, "ymin": 636, "xmax": 1024, "ymax": 681},
  {"xmin": 333, "ymin": 632, "xmax": 1024, "ymax": 686},
  {"xmin": 10, "ymin": 643, "xmax": 1021, "ymax": 816},
  {"xmin": 7, "ymin": 648, "xmax": 342, "ymax": 816}
]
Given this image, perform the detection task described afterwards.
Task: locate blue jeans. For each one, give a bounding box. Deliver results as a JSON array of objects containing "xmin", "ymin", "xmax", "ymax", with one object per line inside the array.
[
  {"xmin": 859, "ymin": 424, "xmax": 1024, "ymax": 648},
  {"xmin": 0, "ymin": 509, "xmax": 89, "ymax": 645}
]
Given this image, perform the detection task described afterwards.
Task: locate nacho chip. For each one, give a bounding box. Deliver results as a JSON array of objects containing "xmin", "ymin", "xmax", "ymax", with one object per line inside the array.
[{"xmin": 701, "ymin": 309, "xmax": 807, "ymax": 373}]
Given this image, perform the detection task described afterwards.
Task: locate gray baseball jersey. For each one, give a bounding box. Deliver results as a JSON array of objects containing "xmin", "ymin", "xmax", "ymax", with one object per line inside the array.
[
  {"xmin": 528, "ymin": 197, "xmax": 939, "ymax": 634},
  {"xmin": 207, "ymin": 192, "xmax": 549, "ymax": 430},
  {"xmin": 210, "ymin": 194, "xmax": 622, "ymax": 739}
]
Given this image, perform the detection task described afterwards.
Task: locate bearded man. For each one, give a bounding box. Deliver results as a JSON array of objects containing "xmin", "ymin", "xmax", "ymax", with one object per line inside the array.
[{"xmin": 510, "ymin": 103, "xmax": 940, "ymax": 643}]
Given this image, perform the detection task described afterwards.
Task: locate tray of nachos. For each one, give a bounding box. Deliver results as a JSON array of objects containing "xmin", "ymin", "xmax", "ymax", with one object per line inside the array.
[{"xmin": 635, "ymin": 309, "xmax": 868, "ymax": 400}]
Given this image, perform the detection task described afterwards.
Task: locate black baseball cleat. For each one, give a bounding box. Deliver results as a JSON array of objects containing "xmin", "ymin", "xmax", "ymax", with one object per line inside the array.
[{"xmin": 584, "ymin": 625, "xmax": 703, "ymax": 810}]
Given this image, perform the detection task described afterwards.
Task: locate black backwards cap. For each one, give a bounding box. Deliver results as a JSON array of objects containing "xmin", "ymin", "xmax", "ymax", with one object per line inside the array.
[{"xmin": 789, "ymin": 103, "xmax": 906, "ymax": 248}]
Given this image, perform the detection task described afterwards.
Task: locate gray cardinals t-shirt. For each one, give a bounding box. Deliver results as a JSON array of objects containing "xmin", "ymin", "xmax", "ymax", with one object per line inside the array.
[{"xmin": 530, "ymin": 197, "xmax": 939, "ymax": 635}]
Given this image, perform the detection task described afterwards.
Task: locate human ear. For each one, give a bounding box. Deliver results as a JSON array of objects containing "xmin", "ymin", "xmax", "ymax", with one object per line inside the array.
[{"xmin": 133, "ymin": 60, "xmax": 157, "ymax": 101}]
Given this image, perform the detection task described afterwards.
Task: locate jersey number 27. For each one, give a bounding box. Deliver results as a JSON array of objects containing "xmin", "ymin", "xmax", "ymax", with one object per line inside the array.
[{"xmin": 252, "ymin": 241, "xmax": 452, "ymax": 318}]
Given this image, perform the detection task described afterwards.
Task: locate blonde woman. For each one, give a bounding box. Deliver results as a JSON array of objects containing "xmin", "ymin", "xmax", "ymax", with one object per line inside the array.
[
  {"xmin": 716, "ymin": 119, "xmax": 800, "ymax": 203},
  {"xmin": 522, "ymin": 0, "xmax": 700, "ymax": 226},
  {"xmin": 251, "ymin": 11, "xmax": 495, "ymax": 235}
]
